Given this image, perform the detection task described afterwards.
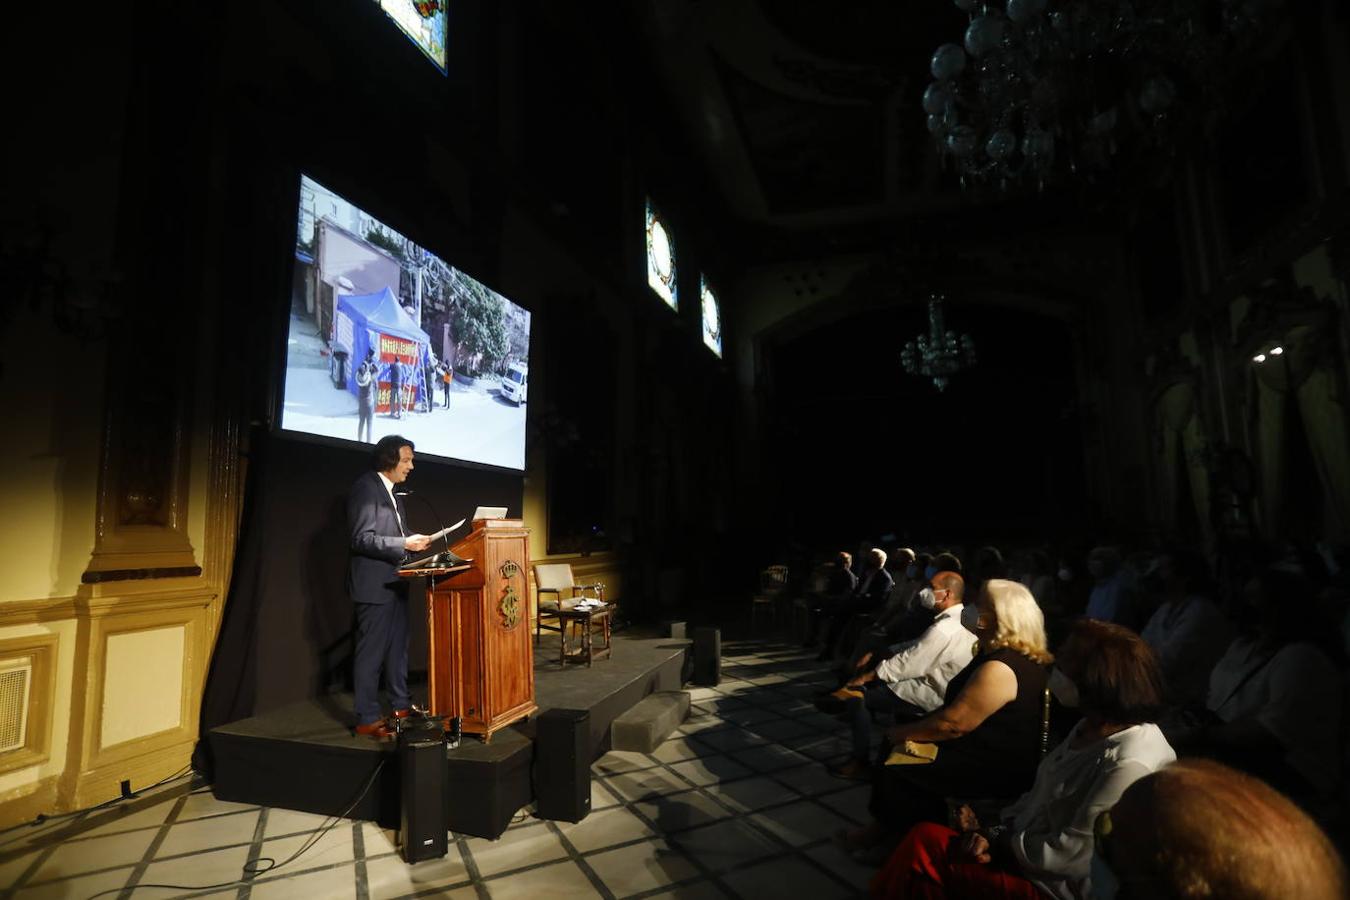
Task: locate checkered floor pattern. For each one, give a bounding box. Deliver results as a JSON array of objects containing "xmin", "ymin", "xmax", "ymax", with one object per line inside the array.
[{"xmin": 0, "ymin": 639, "xmax": 876, "ymax": 899}]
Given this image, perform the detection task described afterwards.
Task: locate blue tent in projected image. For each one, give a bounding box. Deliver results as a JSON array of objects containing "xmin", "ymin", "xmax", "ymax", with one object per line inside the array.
[{"xmin": 334, "ymin": 287, "xmax": 432, "ymax": 413}]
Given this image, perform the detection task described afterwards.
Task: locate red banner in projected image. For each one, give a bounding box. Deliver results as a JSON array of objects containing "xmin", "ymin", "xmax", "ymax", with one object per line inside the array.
[
  {"xmin": 375, "ymin": 382, "xmax": 416, "ymax": 415},
  {"xmin": 378, "ymin": 333, "xmax": 420, "ymax": 366}
]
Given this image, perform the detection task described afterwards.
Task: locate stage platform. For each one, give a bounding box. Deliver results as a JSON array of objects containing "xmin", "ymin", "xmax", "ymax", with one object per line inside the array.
[{"xmin": 208, "ymin": 634, "xmax": 690, "ymax": 839}]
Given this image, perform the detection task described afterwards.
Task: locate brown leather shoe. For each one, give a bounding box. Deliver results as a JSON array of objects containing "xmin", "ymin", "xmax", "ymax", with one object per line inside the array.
[
  {"xmin": 391, "ymin": 704, "xmax": 428, "ymax": 719},
  {"xmin": 354, "ymin": 719, "xmax": 394, "ymax": 740}
]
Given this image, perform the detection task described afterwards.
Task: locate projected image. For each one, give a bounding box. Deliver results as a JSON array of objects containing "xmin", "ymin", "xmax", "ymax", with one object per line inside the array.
[
  {"xmin": 700, "ymin": 275, "xmax": 722, "ymax": 358},
  {"xmin": 646, "ymin": 200, "xmax": 677, "ymax": 310},
  {"xmin": 372, "ymin": 0, "xmax": 447, "ymax": 72},
  {"xmin": 284, "ymin": 175, "xmax": 530, "ymax": 470}
]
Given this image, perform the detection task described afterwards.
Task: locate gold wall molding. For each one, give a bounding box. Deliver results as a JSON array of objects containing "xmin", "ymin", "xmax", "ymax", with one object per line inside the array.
[
  {"xmin": 68, "ymin": 602, "xmax": 206, "ymax": 809},
  {"xmin": 0, "ymin": 598, "xmax": 78, "ymax": 627}
]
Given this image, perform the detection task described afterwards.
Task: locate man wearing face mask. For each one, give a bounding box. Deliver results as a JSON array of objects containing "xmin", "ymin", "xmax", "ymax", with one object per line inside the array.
[{"xmin": 827, "ymin": 571, "xmax": 974, "ymax": 780}]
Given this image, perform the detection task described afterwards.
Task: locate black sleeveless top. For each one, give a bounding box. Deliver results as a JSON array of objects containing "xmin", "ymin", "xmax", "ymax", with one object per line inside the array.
[{"xmin": 930, "ymin": 646, "xmax": 1050, "ymax": 797}]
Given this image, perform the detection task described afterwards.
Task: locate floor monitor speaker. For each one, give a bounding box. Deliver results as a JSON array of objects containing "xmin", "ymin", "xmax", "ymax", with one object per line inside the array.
[{"xmin": 533, "ymin": 709, "xmax": 591, "ymax": 823}]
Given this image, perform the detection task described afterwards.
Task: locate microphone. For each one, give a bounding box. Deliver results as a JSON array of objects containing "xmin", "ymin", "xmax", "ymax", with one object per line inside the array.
[{"xmin": 394, "ymin": 490, "xmax": 465, "ymax": 566}]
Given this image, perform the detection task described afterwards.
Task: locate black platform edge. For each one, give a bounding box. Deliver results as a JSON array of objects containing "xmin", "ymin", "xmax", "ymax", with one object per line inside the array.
[{"xmin": 208, "ymin": 637, "xmax": 688, "ymax": 839}]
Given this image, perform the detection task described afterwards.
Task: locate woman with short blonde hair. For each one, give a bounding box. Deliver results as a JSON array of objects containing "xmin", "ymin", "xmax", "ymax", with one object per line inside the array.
[{"xmin": 980, "ymin": 579, "xmax": 1052, "ymax": 665}]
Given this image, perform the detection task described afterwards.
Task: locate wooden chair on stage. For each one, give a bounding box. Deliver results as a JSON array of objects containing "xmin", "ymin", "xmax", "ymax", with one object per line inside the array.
[{"xmin": 534, "ymin": 563, "xmax": 603, "ymax": 640}]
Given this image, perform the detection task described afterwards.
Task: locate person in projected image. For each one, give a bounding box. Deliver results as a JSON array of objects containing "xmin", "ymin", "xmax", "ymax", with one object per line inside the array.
[
  {"xmin": 355, "ymin": 348, "xmax": 377, "ymax": 443},
  {"xmin": 388, "ymin": 354, "xmax": 404, "ymax": 419},
  {"xmin": 437, "ymin": 359, "xmax": 453, "ymax": 408},
  {"xmin": 347, "ymin": 435, "xmax": 433, "ymax": 739}
]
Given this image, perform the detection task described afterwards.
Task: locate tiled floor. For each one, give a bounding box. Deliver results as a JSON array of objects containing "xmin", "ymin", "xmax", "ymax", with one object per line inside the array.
[{"xmin": 0, "ymin": 640, "xmax": 876, "ymax": 899}]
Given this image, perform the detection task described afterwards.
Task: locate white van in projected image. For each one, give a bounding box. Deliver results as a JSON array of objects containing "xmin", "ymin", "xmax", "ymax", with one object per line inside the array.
[
  {"xmin": 500, "ymin": 363, "xmax": 528, "ymax": 406},
  {"xmin": 281, "ymin": 174, "xmax": 531, "ymax": 471}
]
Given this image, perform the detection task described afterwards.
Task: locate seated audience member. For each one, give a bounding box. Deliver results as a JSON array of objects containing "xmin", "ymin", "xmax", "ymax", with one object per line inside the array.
[
  {"xmin": 1084, "ymin": 546, "xmax": 1143, "ymax": 630},
  {"xmin": 819, "ymin": 548, "xmax": 894, "ymax": 660},
  {"xmin": 1094, "ymin": 759, "xmax": 1346, "ymax": 900},
  {"xmin": 869, "ymin": 550, "xmax": 929, "ymax": 639},
  {"xmin": 967, "ymin": 545, "xmax": 1008, "ymax": 605},
  {"xmin": 841, "ymin": 580, "xmax": 1052, "ymax": 859},
  {"xmin": 828, "ymin": 571, "xmax": 975, "ymax": 780},
  {"xmin": 874, "ymin": 547, "xmax": 919, "ymax": 623},
  {"xmin": 1138, "ymin": 549, "xmax": 1232, "ymax": 706},
  {"xmin": 871, "ymin": 620, "xmax": 1175, "ymax": 899},
  {"xmin": 1170, "ymin": 566, "xmax": 1344, "ymax": 807},
  {"xmin": 804, "ymin": 551, "xmax": 857, "ymax": 647},
  {"xmin": 878, "ymin": 551, "xmax": 964, "ymax": 648}
]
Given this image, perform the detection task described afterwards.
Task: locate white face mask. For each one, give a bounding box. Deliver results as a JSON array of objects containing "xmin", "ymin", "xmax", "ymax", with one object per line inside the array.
[
  {"xmin": 1048, "ymin": 668, "xmax": 1080, "ymax": 708},
  {"xmin": 1090, "ymin": 850, "xmax": 1120, "ymax": 900},
  {"xmin": 959, "ymin": 604, "xmax": 982, "ymax": 634},
  {"xmin": 917, "ymin": 587, "xmax": 937, "ymax": 610}
]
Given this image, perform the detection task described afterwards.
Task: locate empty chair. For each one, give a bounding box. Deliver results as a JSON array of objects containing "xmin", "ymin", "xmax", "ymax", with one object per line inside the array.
[
  {"xmin": 534, "ymin": 563, "xmax": 604, "ymax": 645},
  {"xmin": 750, "ymin": 565, "xmax": 789, "ymax": 636}
]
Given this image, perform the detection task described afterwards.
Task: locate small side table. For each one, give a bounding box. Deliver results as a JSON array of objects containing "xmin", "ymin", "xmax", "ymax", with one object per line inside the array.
[{"xmin": 556, "ymin": 604, "xmax": 613, "ymax": 667}]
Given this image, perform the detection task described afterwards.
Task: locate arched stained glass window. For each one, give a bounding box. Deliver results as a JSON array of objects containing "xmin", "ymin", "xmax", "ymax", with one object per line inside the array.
[
  {"xmin": 700, "ymin": 275, "xmax": 722, "ymax": 357},
  {"xmin": 646, "ymin": 200, "xmax": 677, "ymax": 310},
  {"xmin": 373, "ymin": 0, "xmax": 448, "ymax": 72}
]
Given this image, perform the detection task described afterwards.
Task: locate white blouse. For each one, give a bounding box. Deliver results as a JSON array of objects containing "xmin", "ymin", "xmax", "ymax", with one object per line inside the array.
[{"xmin": 1000, "ymin": 721, "xmax": 1176, "ymax": 900}]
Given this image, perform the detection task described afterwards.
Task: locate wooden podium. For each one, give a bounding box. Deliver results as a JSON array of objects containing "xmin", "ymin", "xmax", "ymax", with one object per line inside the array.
[{"xmin": 400, "ymin": 518, "xmax": 536, "ymax": 741}]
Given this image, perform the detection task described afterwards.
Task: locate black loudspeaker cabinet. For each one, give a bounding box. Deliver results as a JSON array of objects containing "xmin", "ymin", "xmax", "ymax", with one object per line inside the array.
[
  {"xmin": 533, "ymin": 709, "xmax": 591, "ymax": 823},
  {"xmin": 399, "ymin": 723, "xmax": 449, "ymax": 863},
  {"xmin": 691, "ymin": 626, "xmax": 721, "ymax": 686}
]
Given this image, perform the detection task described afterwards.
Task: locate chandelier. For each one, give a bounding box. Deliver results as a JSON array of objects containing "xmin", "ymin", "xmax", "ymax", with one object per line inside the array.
[
  {"xmin": 922, "ymin": 0, "xmax": 1278, "ymax": 189},
  {"xmin": 901, "ymin": 295, "xmax": 977, "ymax": 392}
]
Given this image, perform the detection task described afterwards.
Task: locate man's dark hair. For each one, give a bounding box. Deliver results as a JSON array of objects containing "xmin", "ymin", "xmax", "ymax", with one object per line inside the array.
[
  {"xmin": 373, "ymin": 435, "xmax": 413, "ymax": 471},
  {"xmin": 931, "ymin": 551, "xmax": 963, "ymax": 574}
]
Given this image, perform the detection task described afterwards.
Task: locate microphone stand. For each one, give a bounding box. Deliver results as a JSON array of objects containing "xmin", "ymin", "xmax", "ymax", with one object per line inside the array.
[{"xmin": 394, "ymin": 490, "xmax": 466, "ymax": 567}]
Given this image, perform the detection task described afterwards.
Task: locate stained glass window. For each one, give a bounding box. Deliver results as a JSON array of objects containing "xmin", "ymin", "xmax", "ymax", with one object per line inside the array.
[
  {"xmin": 646, "ymin": 200, "xmax": 677, "ymax": 310},
  {"xmin": 700, "ymin": 275, "xmax": 722, "ymax": 357},
  {"xmin": 372, "ymin": 0, "xmax": 447, "ymax": 72}
]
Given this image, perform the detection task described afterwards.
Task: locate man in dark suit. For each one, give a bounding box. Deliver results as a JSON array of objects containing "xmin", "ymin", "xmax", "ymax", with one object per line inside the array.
[
  {"xmin": 348, "ymin": 434, "xmax": 431, "ymax": 738},
  {"xmin": 818, "ymin": 548, "xmax": 895, "ymax": 661}
]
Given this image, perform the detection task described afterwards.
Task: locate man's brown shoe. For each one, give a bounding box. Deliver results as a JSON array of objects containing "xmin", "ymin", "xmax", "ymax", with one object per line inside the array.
[{"xmin": 354, "ymin": 719, "xmax": 394, "ymax": 740}]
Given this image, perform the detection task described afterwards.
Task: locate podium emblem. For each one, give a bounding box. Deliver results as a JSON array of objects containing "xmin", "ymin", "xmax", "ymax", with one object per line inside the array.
[{"xmin": 499, "ymin": 560, "xmax": 522, "ymax": 629}]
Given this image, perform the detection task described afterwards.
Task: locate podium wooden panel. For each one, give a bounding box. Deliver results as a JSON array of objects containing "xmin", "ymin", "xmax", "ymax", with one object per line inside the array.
[{"xmin": 404, "ymin": 519, "xmax": 535, "ymax": 741}]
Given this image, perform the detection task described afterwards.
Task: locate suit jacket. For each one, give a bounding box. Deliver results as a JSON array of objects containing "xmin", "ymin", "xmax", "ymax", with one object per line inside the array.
[
  {"xmin": 347, "ymin": 471, "xmax": 409, "ymax": 605},
  {"xmin": 853, "ymin": 566, "xmax": 894, "ymax": 607}
]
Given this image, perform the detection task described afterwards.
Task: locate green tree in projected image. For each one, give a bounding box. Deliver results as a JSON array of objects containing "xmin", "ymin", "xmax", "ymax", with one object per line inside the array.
[
  {"xmin": 448, "ymin": 270, "xmax": 508, "ymax": 376},
  {"xmin": 365, "ymin": 227, "xmax": 408, "ymax": 262}
]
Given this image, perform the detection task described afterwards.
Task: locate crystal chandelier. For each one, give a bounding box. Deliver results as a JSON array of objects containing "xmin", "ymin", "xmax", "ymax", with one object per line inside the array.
[
  {"xmin": 901, "ymin": 295, "xmax": 977, "ymax": 392},
  {"xmin": 922, "ymin": 0, "xmax": 1279, "ymax": 189}
]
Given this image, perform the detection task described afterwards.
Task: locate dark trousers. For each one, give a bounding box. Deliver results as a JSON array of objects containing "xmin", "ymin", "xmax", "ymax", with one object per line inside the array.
[
  {"xmin": 353, "ymin": 598, "xmax": 409, "ymax": 725},
  {"xmin": 849, "ymin": 682, "xmax": 927, "ymax": 762},
  {"xmin": 822, "ymin": 595, "xmax": 881, "ymax": 657},
  {"xmin": 442, "ymin": 382, "xmax": 451, "ymax": 407},
  {"xmin": 358, "ymin": 404, "xmax": 373, "ymax": 443}
]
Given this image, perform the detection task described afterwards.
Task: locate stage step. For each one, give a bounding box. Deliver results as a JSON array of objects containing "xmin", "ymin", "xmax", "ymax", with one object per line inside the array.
[{"xmin": 610, "ymin": 691, "xmax": 690, "ymax": 753}]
